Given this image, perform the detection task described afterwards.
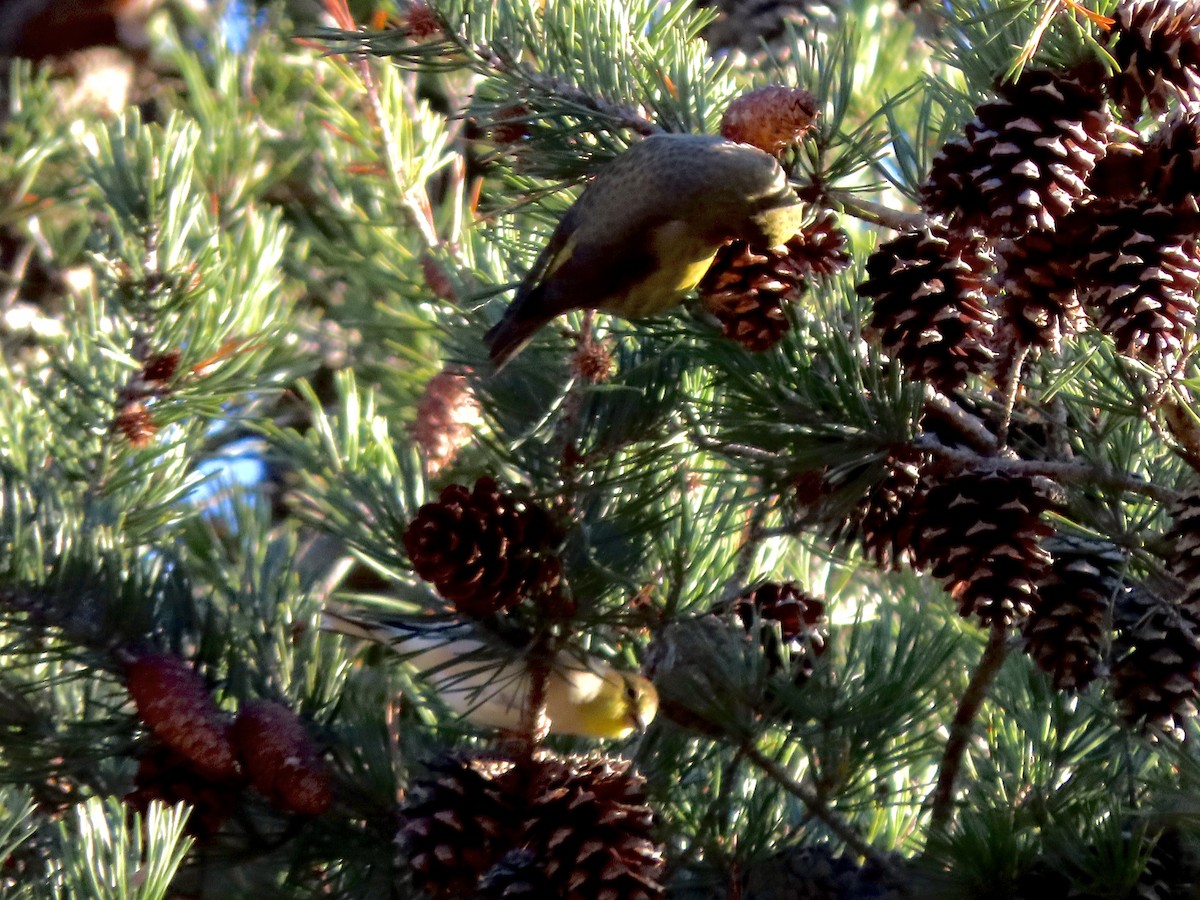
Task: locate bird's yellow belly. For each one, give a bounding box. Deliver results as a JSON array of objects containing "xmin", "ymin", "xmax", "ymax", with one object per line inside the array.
[{"xmin": 600, "ymin": 250, "xmax": 719, "ymax": 318}]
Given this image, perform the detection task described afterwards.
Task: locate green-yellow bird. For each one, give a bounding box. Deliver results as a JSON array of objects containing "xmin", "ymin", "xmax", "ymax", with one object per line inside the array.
[
  {"xmin": 485, "ymin": 132, "xmax": 806, "ymax": 369},
  {"xmin": 322, "ymin": 609, "xmax": 658, "ymax": 740}
]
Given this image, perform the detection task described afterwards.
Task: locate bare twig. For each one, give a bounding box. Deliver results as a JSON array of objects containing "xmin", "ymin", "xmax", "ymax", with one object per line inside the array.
[
  {"xmin": 928, "ymin": 623, "xmax": 1009, "ymax": 829},
  {"xmin": 922, "ymin": 388, "xmax": 1001, "ymax": 453},
  {"xmin": 827, "ymin": 191, "xmax": 924, "ymax": 232},
  {"xmin": 992, "ymin": 341, "xmax": 1029, "ymax": 450},
  {"xmin": 919, "ymin": 439, "xmax": 1179, "ymax": 504}
]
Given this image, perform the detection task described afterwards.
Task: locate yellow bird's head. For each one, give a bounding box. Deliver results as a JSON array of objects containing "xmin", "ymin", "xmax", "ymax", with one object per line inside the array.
[{"xmin": 555, "ymin": 669, "xmax": 659, "ymax": 740}]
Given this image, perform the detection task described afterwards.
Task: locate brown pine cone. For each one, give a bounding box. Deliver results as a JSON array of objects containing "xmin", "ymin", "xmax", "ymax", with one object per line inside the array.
[
  {"xmin": 125, "ymin": 653, "xmax": 238, "ymax": 781},
  {"xmin": 402, "ymin": 477, "xmax": 563, "ymax": 618},
  {"xmin": 230, "ymin": 700, "xmax": 331, "ymax": 817}
]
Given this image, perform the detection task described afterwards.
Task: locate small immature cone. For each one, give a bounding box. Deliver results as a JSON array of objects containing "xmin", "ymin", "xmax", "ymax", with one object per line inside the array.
[
  {"xmin": 721, "ymin": 85, "xmax": 818, "ymax": 155},
  {"xmin": 412, "ymin": 368, "xmax": 481, "ymax": 476},
  {"xmin": 231, "ymin": 700, "xmax": 332, "ymax": 816},
  {"xmin": 126, "ymin": 653, "xmax": 239, "ymax": 780}
]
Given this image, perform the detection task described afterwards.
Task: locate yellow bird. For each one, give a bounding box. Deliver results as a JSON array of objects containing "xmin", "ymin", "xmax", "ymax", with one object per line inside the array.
[
  {"xmin": 485, "ymin": 132, "xmax": 806, "ymax": 369},
  {"xmin": 322, "ymin": 610, "xmax": 658, "ymax": 740}
]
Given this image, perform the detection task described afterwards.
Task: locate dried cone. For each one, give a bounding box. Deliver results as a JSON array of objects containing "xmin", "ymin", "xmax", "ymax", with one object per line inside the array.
[
  {"xmin": 859, "ymin": 223, "xmax": 996, "ymax": 393},
  {"xmin": 996, "ymin": 223, "xmax": 1090, "ymax": 352},
  {"xmin": 699, "ymin": 240, "xmax": 807, "ymax": 351},
  {"xmin": 831, "ymin": 445, "xmax": 929, "ymax": 570},
  {"xmin": 914, "ymin": 470, "xmax": 1054, "ymax": 627},
  {"xmin": 402, "ymin": 476, "xmax": 562, "ymax": 618},
  {"xmin": 720, "ymin": 85, "xmax": 818, "ymax": 155},
  {"xmin": 478, "ymin": 848, "xmax": 553, "ymax": 899},
  {"xmin": 405, "ymin": 0, "xmax": 443, "ymax": 40},
  {"xmin": 402, "ymin": 751, "xmax": 664, "ymax": 900},
  {"xmin": 734, "ymin": 582, "xmax": 828, "ymax": 681},
  {"xmin": 231, "ymin": 700, "xmax": 331, "ymax": 816},
  {"xmin": 125, "ymin": 653, "xmax": 238, "ymax": 781},
  {"xmin": 113, "ymin": 400, "xmax": 157, "ymax": 447},
  {"xmin": 1168, "ymin": 487, "xmax": 1200, "ymax": 589},
  {"xmin": 401, "ymin": 755, "xmax": 521, "ymax": 899},
  {"xmin": 1022, "ymin": 539, "xmax": 1125, "ymax": 691},
  {"xmin": 1108, "ymin": 0, "xmax": 1200, "ymax": 118},
  {"xmin": 1147, "ymin": 111, "xmax": 1200, "ymax": 199},
  {"xmin": 920, "ymin": 66, "xmax": 1112, "ymax": 235},
  {"xmin": 786, "ymin": 210, "xmax": 852, "ymax": 281},
  {"xmin": 518, "ymin": 754, "xmax": 664, "ymax": 900},
  {"xmin": 126, "ymin": 742, "xmax": 242, "ymax": 840},
  {"xmin": 411, "ymin": 368, "xmax": 481, "ymax": 476},
  {"xmin": 1079, "ymin": 198, "xmax": 1200, "ymax": 365},
  {"xmin": 1111, "ymin": 586, "xmax": 1200, "ymax": 737}
]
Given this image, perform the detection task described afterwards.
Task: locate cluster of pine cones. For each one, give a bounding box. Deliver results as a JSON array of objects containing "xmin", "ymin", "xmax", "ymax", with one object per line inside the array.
[{"xmin": 841, "ymin": 0, "xmax": 1200, "ymax": 739}]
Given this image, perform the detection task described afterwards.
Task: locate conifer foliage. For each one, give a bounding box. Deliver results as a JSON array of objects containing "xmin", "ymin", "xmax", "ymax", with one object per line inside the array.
[{"xmin": 5, "ymin": 0, "xmax": 1200, "ymax": 896}]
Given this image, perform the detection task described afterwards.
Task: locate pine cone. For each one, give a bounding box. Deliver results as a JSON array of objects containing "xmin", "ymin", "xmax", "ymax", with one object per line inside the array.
[
  {"xmin": 402, "ymin": 751, "xmax": 664, "ymax": 900},
  {"xmin": 402, "ymin": 754, "xmax": 521, "ymax": 899},
  {"xmin": 859, "ymin": 224, "xmax": 996, "ymax": 393},
  {"xmin": 1108, "ymin": 0, "xmax": 1200, "ymax": 118},
  {"xmin": 734, "ymin": 582, "xmax": 828, "ymax": 680},
  {"xmin": 1167, "ymin": 487, "xmax": 1200, "ymax": 590},
  {"xmin": 125, "ymin": 653, "xmax": 239, "ymax": 781},
  {"xmin": 403, "ymin": 477, "xmax": 563, "ymax": 618},
  {"xmin": 829, "ymin": 445, "xmax": 929, "ymax": 570},
  {"xmin": 1022, "ymin": 538, "xmax": 1125, "ymax": 691},
  {"xmin": 921, "ymin": 66, "xmax": 1112, "ymax": 235},
  {"xmin": 1111, "ymin": 586, "xmax": 1200, "ymax": 737},
  {"xmin": 478, "ymin": 848, "xmax": 553, "ymax": 899},
  {"xmin": 786, "ymin": 210, "xmax": 852, "ymax": 281},
  {"xmin": 914, "ymin": 470, "xmax": 1054, "ymax": 627},
  {"xmin": 720, "ymin": 85, "xmax": 818, "ymax": 155},
  {"xmin": 1080, "ymin": 198, "xmax": 1200, "ymax": 366},
  {"xmin": 519, "ymin": 754, "xmax": 664, "ymax": 900},
  {"xmin": 996, "ymin": 224, "xmax": 1090, "ymax": 352},
  {"xmin": 411, "ymin": 368, "xmax": 481, "ymax": 477},
  {"xmin": 231, "ymin": 700, "xmax": 331, "ymax": 817},
  {"xmin": 1147, "ymin": 111, "xmax": 1200, "ymax": 200},
  {"xmin": 126, "ymin": 742, "xmax": 242, "ymax": 840},
  {"xmin": 699, "ymin": 240, "xmax": 807, "ymax": 351}
]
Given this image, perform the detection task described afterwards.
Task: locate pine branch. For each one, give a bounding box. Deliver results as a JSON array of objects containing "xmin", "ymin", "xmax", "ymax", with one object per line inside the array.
[
  {"xmin": 741, "ymin": 739, "xmax": 902, "ymax": 880},
  {"xmin": 928, "ymin": 623, "xmax": 1009, "ymax": 830},
  {"xmin": 918, "ymin": 438, "xmax": 1179, "ymax": 504}
]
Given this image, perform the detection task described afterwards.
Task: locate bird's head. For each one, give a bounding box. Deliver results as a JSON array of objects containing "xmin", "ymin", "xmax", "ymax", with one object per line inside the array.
[{"xmin": 573, "ymin": 670, "xmax": 659, "ymax": 740}]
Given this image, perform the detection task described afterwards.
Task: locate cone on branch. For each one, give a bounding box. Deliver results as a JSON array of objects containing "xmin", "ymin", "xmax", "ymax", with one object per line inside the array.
[
  {"xmin": 698, "ymin": 240, "xmax": 807, "ymax": 351},
  {"xmin": 995, "ymin": 224, "xmax": 1090, "ymax": 352},
  {"xmin": 1022, "ymin": 538, "xmax": 1126, "ymax": 692},
  {"xmin": 402, "ymin": 476, "xmax": 563, "ymax": 618},
  {"xmin": 411, "ymin": 367, "xmax": 481, "ymax": 477},
  {"xmin": 401, "ymin": 751, "xmax": 664, "ymax": 900},
  {"xmin": 858, "ymin": 223, "xmax": 996, "ymax": 393},
  {"xmin": 231, "ymin": 700, "xmax": 332, "ymax": 817},
  {"xmin": 733, "ymin": 581, "xmax": 828, "ymax": 681},
  {"xmin": 828, "ymin": 445, "xmax": 929, "ymax": 570},
  {"xmin": 720, "ymin": 84, "xmax": 818, "ymax": 155},
  {"xmin": 1079, "ymin": 198, "xmax": 1200, "ymax": 366},
  {"xmin": 920, "ymin": 65, "xmax": 1112, "ymax": 236},
  {"xmin": 125, "ymin": 653, "xmax": 239, "ymax": 781},
  {"xmin": 913, "ymin": 469, "xmax": 1054, "ymax": 627},
  {"xmin": 1111, "ymin": 586, "xmax": 1200, "ymax": 738},
  {"xmin": 1107, "ymin": 0, "xmax": 1200, "ymax": 118}
]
